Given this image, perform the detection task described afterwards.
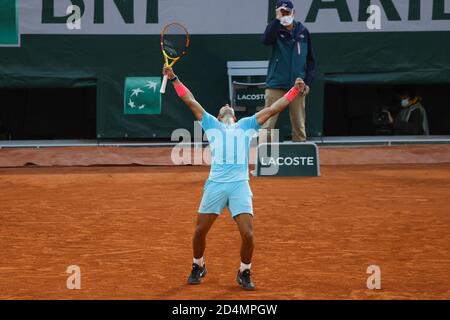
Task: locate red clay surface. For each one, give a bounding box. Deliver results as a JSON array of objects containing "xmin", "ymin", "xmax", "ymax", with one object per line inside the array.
[{"xmin": 0, "ymin": 164, "xmax": 450, "ymax": 299}]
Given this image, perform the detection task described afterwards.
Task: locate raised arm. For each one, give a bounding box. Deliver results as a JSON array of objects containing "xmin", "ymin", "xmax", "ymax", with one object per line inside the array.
[
  {"xmin": 163, "ymin": 66, "xmax": 205, "ymax": 121},
  {"xmin": 262, "ymin": 19, "xmax": 281, "ymax": 45},
  {"xmin": 262, "ymin": 8, "xmax": 282, "ymax": 45},
  {"xmin": 256, "ymin": 78, "xmax": 305, "ymax": 125}
]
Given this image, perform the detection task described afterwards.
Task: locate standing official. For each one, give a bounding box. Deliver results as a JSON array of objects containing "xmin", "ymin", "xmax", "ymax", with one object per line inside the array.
[{"xmin": 262, "ymin": 0, "xmax": 315, "ymax": 142}]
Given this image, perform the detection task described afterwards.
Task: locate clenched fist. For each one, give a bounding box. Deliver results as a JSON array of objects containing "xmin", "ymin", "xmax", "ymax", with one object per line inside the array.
[{"xmin": 163, "ymin": 65, "xmax": 176, "ymax": 80}]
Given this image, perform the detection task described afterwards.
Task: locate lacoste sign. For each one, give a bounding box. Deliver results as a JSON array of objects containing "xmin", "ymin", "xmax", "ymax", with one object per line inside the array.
[
  {"xmin": 237, "ymin": 94, "xmax": 266, "ymax": 102},
  {"xmin": 256, "ymin": 143, "xmax": 321, "ymax": 177}
]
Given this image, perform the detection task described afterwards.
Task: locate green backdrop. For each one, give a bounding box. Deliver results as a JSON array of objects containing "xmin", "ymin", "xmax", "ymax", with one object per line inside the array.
[{"xmin": 0, "ymin": 31, "xmax": 449, "ymax": 138}]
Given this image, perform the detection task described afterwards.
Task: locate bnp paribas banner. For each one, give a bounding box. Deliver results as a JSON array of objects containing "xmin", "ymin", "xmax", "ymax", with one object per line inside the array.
[{"xmin": 1, "ymin": 0, "xmax": 450, "ymax": 45}]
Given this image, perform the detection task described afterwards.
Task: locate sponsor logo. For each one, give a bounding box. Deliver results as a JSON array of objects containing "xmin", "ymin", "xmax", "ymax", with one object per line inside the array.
[
  {"xmin": 14, "ymin": 0, "xmax": 450, "ymax": 35},
  {"xmin": 237, "ymin": 94, "xmax": 266, "ymax": 101},
  {"xmin": 261, "ymin": 156, "xmax": 315, "ymax": 166},
  {"xmin": 124, "ymin": 77, "xmax": 161, "ymax": 115},
  {"xmin": 41, "ymin": 0, "xmax": 159, "ymax": 24}
]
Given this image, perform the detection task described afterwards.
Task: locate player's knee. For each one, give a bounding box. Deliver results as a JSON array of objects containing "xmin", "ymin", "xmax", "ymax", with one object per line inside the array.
[
  {"xmin": 194, "ymin": 226, "xmax": 209, "ymax": 239},
  {"xmin": 241, "ymin": 230, "xmax": 254, "ymax": 243}
]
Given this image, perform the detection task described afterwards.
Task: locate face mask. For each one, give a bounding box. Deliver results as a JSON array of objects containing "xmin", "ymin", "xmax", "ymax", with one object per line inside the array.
[
  {"xmin": 280, "ymin": 14, "xmax": 294, "ymax": 26},
  {"xmin": 401, "ymin": 99, "xmax": 410, "ymax": 107}
]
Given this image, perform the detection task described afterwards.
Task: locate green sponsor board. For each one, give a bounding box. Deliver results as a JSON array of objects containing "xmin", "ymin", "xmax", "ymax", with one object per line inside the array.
[
  {"xmin": 256, "ymin": 143, "xmax": 320, "ymax": 177},
  {"xmin": 124, "ymin": 77, "xmax": 161, "ymax": 115},
  {"xmin": 0, "ymin": 0, "xmax": 19, "ymax": 46}
]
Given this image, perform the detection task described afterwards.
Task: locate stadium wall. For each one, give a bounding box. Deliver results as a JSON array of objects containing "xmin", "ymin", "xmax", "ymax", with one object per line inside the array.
[{"xmin": 0, "ymin": 1, "xmax": 449, "ymax": 139}]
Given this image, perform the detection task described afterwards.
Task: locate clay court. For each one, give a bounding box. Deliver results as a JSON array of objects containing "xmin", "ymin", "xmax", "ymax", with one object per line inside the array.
[
  {"xmin": 2, "ymin": 0, "xmax": 450, "ymax": 304},
  {"xmin": 1, "ymin": 145, "xmax": 449, "ymax": 300}
]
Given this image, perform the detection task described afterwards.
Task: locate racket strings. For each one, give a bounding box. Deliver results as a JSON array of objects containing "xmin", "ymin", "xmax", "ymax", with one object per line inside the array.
[
  {"xmin": 163, "ymin": 39, "xmax": 181, "ymax": 58},
  {"xmin": 162, "ymin": 25, "xmax": 189, "ymax": 59}
]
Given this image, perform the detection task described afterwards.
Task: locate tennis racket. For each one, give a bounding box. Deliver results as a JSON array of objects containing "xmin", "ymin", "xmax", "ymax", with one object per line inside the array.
[{"xmin": 160, "ymin": 23, "xmax": 190, "ymax": 94}]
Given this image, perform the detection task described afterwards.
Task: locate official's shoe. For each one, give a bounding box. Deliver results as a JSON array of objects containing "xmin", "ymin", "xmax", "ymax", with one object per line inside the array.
[
  {"xmin": 188, "ymin": 263, "xmax": 207, "ymax": 285},
  {"xmin": 236, "ymin": 269, "xmax": 255, "ymax": 290}
]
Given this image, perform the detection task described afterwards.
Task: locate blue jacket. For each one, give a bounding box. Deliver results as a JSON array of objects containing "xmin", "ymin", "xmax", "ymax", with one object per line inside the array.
[{"xmin": 262, "ymin": 19, "xmax": 315, "ymax": 89}]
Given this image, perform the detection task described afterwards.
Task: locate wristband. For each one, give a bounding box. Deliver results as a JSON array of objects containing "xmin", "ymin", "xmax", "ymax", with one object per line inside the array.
[
  {"xmin": 174, "ymin": 82, "xmax": 189, "ymax": 97},
  {"xmin": 284, "ymin": 86, "xmax": 300, "ymax": 102},
  {"xmin": 170, "ymin": 76, "xmax": 178, "ymax": 82}
]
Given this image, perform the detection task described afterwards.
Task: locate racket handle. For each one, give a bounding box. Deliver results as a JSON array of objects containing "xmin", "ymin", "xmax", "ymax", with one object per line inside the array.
[{"xmin": 160, "ymin": 75, "xmax": 168, "ymax": 94}]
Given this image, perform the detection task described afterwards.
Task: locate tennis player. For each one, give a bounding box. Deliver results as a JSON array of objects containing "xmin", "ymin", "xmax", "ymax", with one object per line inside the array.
[{"xmin": 163, "ymin": 66, "xmax": 305, "ymax": 290}]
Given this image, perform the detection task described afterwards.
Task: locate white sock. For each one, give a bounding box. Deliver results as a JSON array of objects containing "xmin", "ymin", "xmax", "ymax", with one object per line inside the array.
[
  {"xmin": 193, "ymin": 257, "xmax": 204, "ymax": 267},
  {"xmin": 240, "ymin": 262, "xmax": 252, "ymax": 273}
]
